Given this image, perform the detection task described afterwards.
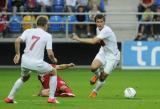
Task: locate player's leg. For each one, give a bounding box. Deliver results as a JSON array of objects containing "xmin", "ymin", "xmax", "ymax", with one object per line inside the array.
[
  {"xmin": 89, "ymin": 67, "xmax": 109, "ymax": 97},
  {"xmin": 89, "ymin": 57, "xmax": 104, "ymax": 97},
  {"xmin": 90, "ymin": 59, "xmax": 103, "ymax": 85},
  {"xmin": 48, "ymin": 69, "xmax": 59, "ymax": 103},
  {"xmin": 4, "ymin": 68, "xmax": 31, "ymax": 103},
  {"xmin": 38, "ymin": 62, "xmax": 59, "ymax": 103},
  {"xmin": 94, "ymin": 59, "xmax": 119, "ymax": 92},
  {"xmin": 56, "ymin": 76, "xmax": 75, "ymax": 97},
  {"xmin": 90, "ymin": 59, "xmax": 119, "ymax": 98},
  {"xmin": 91, "ymin": 71, "xmax": 108, "ymax": 97},
  {"xmin": 90, "ymin": 52, "xmax": 104, "ymax": 85},
  {"xmin": 59, "ymin": 85, "xmax": 75, "ymax": 97}
]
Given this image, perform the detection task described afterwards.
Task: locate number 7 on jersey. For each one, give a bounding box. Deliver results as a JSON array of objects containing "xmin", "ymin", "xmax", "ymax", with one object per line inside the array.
[{"xmin": 30, "ymin": 36, "xmax": 40, "ymax": 50}]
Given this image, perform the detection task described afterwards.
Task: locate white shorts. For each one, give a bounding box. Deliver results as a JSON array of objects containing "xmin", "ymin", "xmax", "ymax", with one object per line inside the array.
[
  {"xmin": 21, "ymin": 56, "xmax": 54, "ymax": 76},
  {"xmin": 95, "ymin": 51, "xmax": 120, "ymax": 74}
]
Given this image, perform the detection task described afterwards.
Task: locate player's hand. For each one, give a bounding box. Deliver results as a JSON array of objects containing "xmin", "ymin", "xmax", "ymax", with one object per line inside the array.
[
  {"xmin": 53, "ymin": 57, "xmax": 57, "ymax": 63},
  {"xmin": 71, "ymin": 33, "xmax": 79, "ymax": 41},
  {"xmin": 69, "ymin": 63, "xmax": 75, "ymax": 67},
  {"xmin": 13, "ymin": 54, "xmax": 20, "ymax": 64},
  {"xmin": 72, "ymin": 35, "xmax": 80, "ymax": 41}
]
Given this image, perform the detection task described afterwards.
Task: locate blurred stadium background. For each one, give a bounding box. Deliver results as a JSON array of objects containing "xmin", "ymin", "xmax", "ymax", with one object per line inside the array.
[{"xmin": 0, "ymin": 0, "xmax": 160, "ymax": 109}]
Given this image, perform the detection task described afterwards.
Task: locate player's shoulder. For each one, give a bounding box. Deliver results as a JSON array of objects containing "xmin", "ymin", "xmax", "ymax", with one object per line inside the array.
[
  {"xmin": 38, "ymin": 29, "xmax": 52, "ymax": 39},
  {"xmin": 100, "ymin": 25, "xmax": 114, "ymax": 35},
  {"xmin": 103, "ymin": 25, "xmax": 112, "ymax": 32},
  {"xmin": 23, "ymin": 28, "xmax": 33, "ymax": 33},
  {"xmin": 45, "ymin": 32, "xmax": 52, "ymax": 40},
  {"xmin": 40, "ymin": 29, "xmax": 52, "ymax": 37},
  {"xmin": 45, "ymin": 31, "xmax": 52, "ymax": 37}
]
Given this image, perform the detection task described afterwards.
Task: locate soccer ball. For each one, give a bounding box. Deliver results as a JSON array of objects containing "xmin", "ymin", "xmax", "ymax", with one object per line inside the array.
[{"xmin": 124, "ymin": 87, "xmax": 136, "ymax": 98}]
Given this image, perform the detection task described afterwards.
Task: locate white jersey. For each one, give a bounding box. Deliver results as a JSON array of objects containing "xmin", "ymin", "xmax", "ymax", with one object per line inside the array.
[
  {"xmin": 20, "ymin": 28, "xmax": 52, "ymax": 63},
  {"xmin": 96, "ymin": 25, "xmax": 120, "ymax": 60}
]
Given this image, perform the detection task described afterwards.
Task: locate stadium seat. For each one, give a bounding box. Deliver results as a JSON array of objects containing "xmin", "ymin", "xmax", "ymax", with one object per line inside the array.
[
  {"xmin": 53, "ymin": 0, "xmax": 65, "ymax": 5},
  {"xmin": 48, "ymin": 16, "xmax": 63, "ymax": 32},
  {"xmin": 53, "ymin": 0, "xmax": 65, "ymax": 12},
  {"xmin": 63, "ymin": 15, "xmax": 76, "ymax": 32},
  {"xmin": 22, "ymin": 15, "xmax": 35, "ymax": 30},
  {"xmin": 9, "ymin": 16, "xmax": 22, "ymax": 32}
]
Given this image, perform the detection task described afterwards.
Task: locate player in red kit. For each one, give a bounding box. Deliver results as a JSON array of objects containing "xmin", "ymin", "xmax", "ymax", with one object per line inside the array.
[{"xmin": 38, "ymin": 63, "xmax": 75, "ymax": 97}]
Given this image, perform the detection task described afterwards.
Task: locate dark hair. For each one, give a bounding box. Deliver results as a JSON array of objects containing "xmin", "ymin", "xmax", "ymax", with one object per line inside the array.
[
  {"xmin": 94, "ymin": 14, "xmax": 105, "ymax": 22},
  {"xmin": 36, "ymin": 16, "xmax": 48, "ymax": 26}
]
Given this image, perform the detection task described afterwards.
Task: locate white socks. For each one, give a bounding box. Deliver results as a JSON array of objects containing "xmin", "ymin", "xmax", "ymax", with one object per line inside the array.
[
  {"xmin": 93, "ymin": 68, "xmax": 100, "ymax": 77},
  {"xmin": 7, "ymin": 75, "xmax": 57, "ymax": 99},
  {"xmin": 49, "ymin": 76, "xmax": 57, "ymax": 99},
  {"xmin": 8, "ymin": 78, "xmax": 24, "ymax": 99},
  {"xmin": 93, "ymin": 80, "xmax": 105, "ymax": 93}
]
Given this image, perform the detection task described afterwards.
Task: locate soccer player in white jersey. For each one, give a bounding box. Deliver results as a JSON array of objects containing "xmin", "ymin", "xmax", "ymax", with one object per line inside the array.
[
  {"xmin": 4, "ymin": 16, "xmax": 59, "ymax": 103},
  {"xmin": 71, "ymin": 14, "xmax": 120, "ymax": 98}
]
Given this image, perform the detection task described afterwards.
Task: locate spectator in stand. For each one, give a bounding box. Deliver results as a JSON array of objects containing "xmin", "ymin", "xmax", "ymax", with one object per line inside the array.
[
  {"xmin": 37, "ymin": 0, "xmax": 53, "ymax": 12},
  {"xmin": 65, "ymin": 0, "xmax": 77, "ymax": 12},
  {"xmin": 77, "ymin": 0, "xmax": 89, "ymax": 11},
  {"xmin": 99, "ymin": 0, "xmax": 106, "ymax": 12},
  {"xmin": 88, "ymin": 4, "xmax": 100, "ymax": 36},
  {"xmin": 89, "ymin": 4, "xmax": 100, "ymax": 23},
  {"xmin": 24, "ymin": 0, "xmax": 38, "ymax": 12},
  {"xmin": 72, "ymin": 5, "xmax": 91, "ymax": 37},
  {"xmin": 153, "ymin": 0, "xmax": 160, "ymax": 10},
  {"xmin": 77, "ymin": 0, "xmax": 88, "ymax": 6},
  {"xmin": 0, "ymin": 9, "xmax": 8, "ymax": 37},
  {"xmin": 137, "ymin": 0, "xmax": 154, "ymax": 21},
  {"xmin": 135, "ymin": 7, "xmax": 154, "ymax": 40},
  {"xmin": 0, "ymin": 0, "xmax": 8, "ymax": 12},
  {"xmin": 153, "ymin": 6, "xmax": 160, "ymax": 40},
  {"xmin": 7, "ymin": 0, "xmax": 12, "ymax": 12},
  {"xmin": 88, "ymin": 0, "xmax": 99, "ymax": 10},
  {"xmin": 12, "ymin": 0, "xmax": 24, "ymax": 12},
  {"xmin": 0, "ymin": 0, "xmax": 8, "ymax": 37}
]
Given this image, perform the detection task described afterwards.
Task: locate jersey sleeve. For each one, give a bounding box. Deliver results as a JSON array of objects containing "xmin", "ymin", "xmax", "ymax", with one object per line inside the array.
[
  {"xmin": 96, "ymin": 29, "xmax": 112, "ymax": 40},
  {"xmin": 46, "ymin": 35, "xmax": 52, "ymax": 49},
  {"xmin": 19, "ymin": 30, "xmax": 28, "ymax": 41}
]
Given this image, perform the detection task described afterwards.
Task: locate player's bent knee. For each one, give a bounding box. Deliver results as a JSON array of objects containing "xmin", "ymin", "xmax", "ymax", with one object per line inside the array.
[
  {"xmin": 22, "ymin": 75, "xmax": 30, "ymax": 82},
  {"xmin": 99, "ymin": 77, "xmax": 105, "ymax": 82},
  {"xmin": 49, "ymin": 71, "xmax": 56, "ymax": 76},
  {"xmin": 90, "ymin": 66, "xmax": 98, "ymax": 73},
  {"xmin": 50, "ymin": 68, "xmax": 57, "ymax": 76},
  {"xmin": 99, "ymin": 73, "xmax": 108, "ymax": 82},
  {"xmin": 48, "ymin": 68, "xmax": 57, "ymax": 76}
]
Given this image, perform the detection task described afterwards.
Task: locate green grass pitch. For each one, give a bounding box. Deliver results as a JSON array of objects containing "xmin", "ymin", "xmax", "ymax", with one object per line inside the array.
[{"xmin": 0, "ymin": 68, "xmax": 160, "ymax": 109}]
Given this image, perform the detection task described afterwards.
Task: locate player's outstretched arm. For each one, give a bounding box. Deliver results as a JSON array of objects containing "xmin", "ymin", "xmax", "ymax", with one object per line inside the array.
[
  {"xmin": 71, "ymin": 34, "xmax": 101, "ymax": 45},
  {"xmin": 56, "ymin": 63, "xmax": 75, "ymax": 70}
]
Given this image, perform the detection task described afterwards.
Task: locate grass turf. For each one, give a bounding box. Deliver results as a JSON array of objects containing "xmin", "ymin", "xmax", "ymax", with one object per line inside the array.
[{"xmin": 0, "ymin": 68, "xmax": 160, "ymax": 109}]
